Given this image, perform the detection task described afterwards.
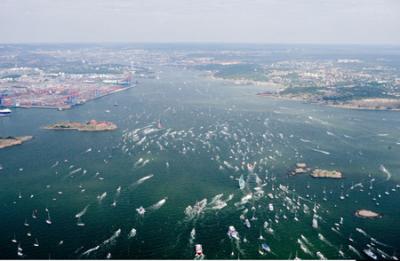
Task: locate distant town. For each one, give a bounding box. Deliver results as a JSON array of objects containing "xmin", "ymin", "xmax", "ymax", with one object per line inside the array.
[
  {"xmin": 0, "ymin": 46, "xmax": 155, "ymax": 110},
  {"xmin": 181, "ymin": 50, "xmax": 400, "ymax": 110},
  {"xmin": 1, "ymin": 45, "xmax": 400, "ymax": 111}
]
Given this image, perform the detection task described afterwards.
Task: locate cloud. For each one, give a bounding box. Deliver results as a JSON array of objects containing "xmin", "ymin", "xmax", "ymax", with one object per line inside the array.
[{"xmin": 0, "ymin": 0, "xmax": 399, "ymax": 44}]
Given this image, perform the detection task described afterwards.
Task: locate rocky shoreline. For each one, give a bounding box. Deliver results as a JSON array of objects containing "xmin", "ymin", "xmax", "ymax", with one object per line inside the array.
[
  {"xmin": 256, "ymin": 92, "xmax": 400, "ymax": 111},
  {"xmin": 44, "ymin": 120, "xmax": 117, "ymax": 132},
  {"xmin": 310, "ymin": 169, "xmax": 343, "ymax": 179},
  {"xmin": 0, "ymin": 136, "xmax": 33, "ymax": 149}
]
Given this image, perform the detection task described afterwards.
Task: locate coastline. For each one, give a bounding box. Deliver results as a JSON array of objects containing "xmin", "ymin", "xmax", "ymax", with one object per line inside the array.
[
  {"xmin": 208, "ymin": 74, "xmax": 400, "ymax": 112},
  {"xmin": 5, "ymin": 85, "xmax": 134, "ymax": 111},
  {"xmin": 44, "ymin": 120, "xmax": 117, "ymax": 132},
  {"xmin": 256, "ymin": 91, "xmax": 400, "ymax": 112},
  {"xmin": 0, "ymin": 136, "xmax": 33, "ymax": 149}
]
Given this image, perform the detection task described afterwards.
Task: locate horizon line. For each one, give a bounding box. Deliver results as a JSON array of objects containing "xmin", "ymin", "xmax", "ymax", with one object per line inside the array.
[{"xmin": 1, "ymin": 41, "xmax": 400, "ymax": 47}]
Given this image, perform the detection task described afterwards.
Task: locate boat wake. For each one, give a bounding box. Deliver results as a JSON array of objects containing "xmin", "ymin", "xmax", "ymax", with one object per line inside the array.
[
  {"xmin": 379, "ymin": 164, "xmax": 392, "ymax": 181},
  {"xmin": 311, "ymin": 148, "xmax": 331, "ymax": 155},
  {"xmin": 318, "ymin": 233, "xmax": 335, "ymax": 248},
  {"xmin": 148, "ymin": 197, "xmax": 167, "ymax": 211},
  {"xmin": 80, "ymin": 229, "xmax": 121, "ymax": 257},
  {"xmin": 75, "ymin": 205, "xmax": 89, "ymax": 218},
  {"xmin": 130, "ymin": 174, "xmax": 154, "ymax": 188}
]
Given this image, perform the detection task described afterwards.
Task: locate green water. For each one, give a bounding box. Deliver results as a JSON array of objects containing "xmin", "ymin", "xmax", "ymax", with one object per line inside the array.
[{"xmin": 0, "ymin": 68, "xmax": 400, "ymax": 259}]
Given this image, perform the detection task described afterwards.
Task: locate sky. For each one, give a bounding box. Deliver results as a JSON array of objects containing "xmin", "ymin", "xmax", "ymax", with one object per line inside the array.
[{"xmin": 0, "ymin": 0, "xmax": 399, "ymax": 44}]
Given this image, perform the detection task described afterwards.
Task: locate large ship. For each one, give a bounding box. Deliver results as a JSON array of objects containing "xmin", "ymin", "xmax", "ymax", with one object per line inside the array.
[{"xmin": 0, "ymin": 108, "xmax": 11, "ymax": 116}]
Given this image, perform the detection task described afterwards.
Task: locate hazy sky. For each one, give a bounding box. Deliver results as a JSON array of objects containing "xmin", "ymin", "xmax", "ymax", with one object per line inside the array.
[{"xmin": 1, "ymin": 0, "xmax": 399, "ymax": 44}]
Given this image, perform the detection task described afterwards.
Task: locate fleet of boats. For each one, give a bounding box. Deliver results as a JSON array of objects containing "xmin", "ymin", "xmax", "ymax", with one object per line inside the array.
[{"xmin": 2, "ymin": 108, "xmax": 399, "ymax": 259}]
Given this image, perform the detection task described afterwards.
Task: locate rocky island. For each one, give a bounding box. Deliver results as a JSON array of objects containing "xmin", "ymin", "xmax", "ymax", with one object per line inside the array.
[
  {"xmin": 355, "ymin": 209, "xmax": 381, "ymax": 219},
  {"xmin": 45, "ymin": 120, "xmax": 117, "ymax": 132},
  {"xmin": 310, "ymin": 169, "xmax": 343, "ymax": 179},
  {"xmin": 290, "ymin": 163, "xmax": 311, "ymax": 176},
  {"xmin": 0, "ymin": 136, "xmax": 33, "ymax": 149}
]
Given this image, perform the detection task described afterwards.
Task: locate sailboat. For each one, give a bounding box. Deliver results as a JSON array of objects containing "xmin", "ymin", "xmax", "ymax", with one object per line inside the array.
[
  {"xmin": 32, "ymin": 210, "xmax": 38, "ymax": 219},
  {"xmin": 194, "ymin": 244, "xmax": 204, "ymax": 259},
  {"xmin": 238, "ymin": 175, "xmax": 245, "ymax": 190},
  {"xmin": 261, "ymin": 243, "xmax": 271, "ymax": 253},
  {"xmin": 46, "ymin": 212, "xmax": 52, "ymax": 225},
  {"xmin": 312, "ymin": 215, "xmax": 318, "ymax": 229},
  {"xmin": 11, "ymin": 234, "xmax": 17, "ymax": 243},
  {"xmin": 77, "ymin": 217, "xmax": 85, "ymax": 227},
  {"xmin": 244, "ymin": 219, "xmax": 251, "ymax": 228},
  {"xmin": 17, "ymin": 243, "xmax": 23, "ymax": 256}
]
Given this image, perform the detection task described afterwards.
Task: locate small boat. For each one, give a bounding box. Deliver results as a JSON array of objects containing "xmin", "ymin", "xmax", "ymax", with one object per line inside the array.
[
  {"xmin": 77, "ymin": 217, "xmax": 85, "ymax": 226},
  {"xmin": 0, "ymin": 108, "xmax": 12, "ymax": 116},
  {"xmin": 238, "ymin": 175, "xmax": 245, "ymax": 190},
  {"xmin": 363, "ymin": 249, "xmax": 377, "ymax": 260},
  {"xmin": 227, "ymin": 226, "xmax": 239, "ymax": 240},
  {"xmin": 11, "ymin": 234, "xmax": 17, "ymax": 243},
  {"xmin": 128, "ymin": 228, "xmax": 137, "ymax": 238},
  {"xmin": 247, "ymin": 163, "xmax": 255, "ymax": 172},
  {"xmin": 339, "ymin": 249, "xmax": 345, "ymax": 258},
  {"xmin": 268, "ymin": 203, "xmax": 274, "ymax": 211},
  {"xmin": 316, "ymin": 251, "xmax": 326, "ymax": 260},
  {"xmin": 33, "ymin": 238, "xmax": 39, "ymax": 247},
  {"xmin": 392, "ymin": 251, "xmax": 399, "ymax": 261},
  {"xmin": 32, "ymin": 210, "xmax": 37, "ymax": 219},
  {"xmin": 136, "ymin": 206, "xmax": 146, "ymax": 215},
  {"xmin": 17, "ymin": 243, "xmax": 23, "ymax": 256},
  {"xmin": 312, "ymin": 216, "xmax": 318, "ymax": 229},
  {"xmin": 46, "ymin": 212, "xmax": 52, "ymax": 225},
  {"xmin": 244, "ymin": 219, "xmax": 251, "ymax": 228},
  {"xmin": 195, "ymin": 244, "xmax": 204, "ymax": 257},
  {"xmin": 261, "ymin": 243, "xmax": 271, "ymax": 252},
  {"xmin": 24, "ymin": 219, "xmax": 29, "ymax": 227},
  {"xmin": 190, "ymin": 228, "xmax": 196, "ymax": 240}
]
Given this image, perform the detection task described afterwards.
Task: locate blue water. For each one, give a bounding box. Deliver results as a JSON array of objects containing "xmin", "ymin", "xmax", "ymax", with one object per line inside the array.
[{"xmin": 0, "ymin": 68, "xmax": 399, "ymax": 259}]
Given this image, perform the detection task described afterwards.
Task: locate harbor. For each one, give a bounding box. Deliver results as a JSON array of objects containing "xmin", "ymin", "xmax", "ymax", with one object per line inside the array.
[{"xmin": 0, "ymin": 67, "xmax": 399, "ymax": 259}]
